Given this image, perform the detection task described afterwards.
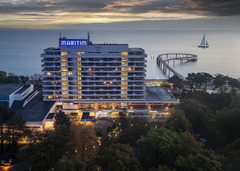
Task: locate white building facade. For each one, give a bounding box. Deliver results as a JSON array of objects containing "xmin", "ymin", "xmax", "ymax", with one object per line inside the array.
[{"xmin": 42, "ymin": 37, "xmax": 147, "ymax": 103}]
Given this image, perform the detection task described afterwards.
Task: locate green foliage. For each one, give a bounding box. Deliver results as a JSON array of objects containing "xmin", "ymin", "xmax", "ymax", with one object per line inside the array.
[
  {"xmin": 106, "ymin": 126, "xmax": 113, "ymax": 133},
  {"xmin": 175, "ymin": 152, "xmax": 222, "ymax": 171},
  {"xmin": 224, "ymin": 138, "xmax": 240, "ymax": 153},
  {"xmin": 0, "ymin": 108, "xmax": 27, "ymax": 157},
  {"xmin": 0, "ymin": 71, "xmax": 6, "ymax": 82},
  {"xmin": 213, "ymin": 74, "xmax": 228, "ymax": 93},
  {"xmin": 118, "ymin": 118, "xmax": 150, "ymax": 145},
  {"xmin": 55, "ymin": 155, "xmax": 86, "ymax": 171},
  {"xmin": 179, "ymin": 99, "xmax": 210, "ymax": 134},
  {"xmin": 54, "ymin": 111, "xmax": 71, "ymax": 130},
  {"xmin": 112, "ymin": 123, "xmax": 117, "ymax": 130},
  {"xmin": 222, "ymin": 150, "xmax": 240, "ymax": 171},
  {"xmin": 55, "ymin": 154, "xmax": 97, "ymax": 171},
  {"xmin": 167, "ymin": 109, "xmax": 192, "ymax": 133},
  {"xmin": 186, "ymin": 72, "xmax": 213, "ymax": 91},
  {"xmin": 97, "ymin": 143, "xmax": 142, "ymax": 171},
  {"xmin": 215, "ymin": 108, "xmax": 240, "ymax": 143},
  {"xmin": 18, "ymin": 131, "xmax": 69, "ymax": 171},
  {"xmin": 180, "ymin": 131, "xmax": 203, "ymax": 155},
  {"xmin": 71, "ymin": 125, "xmax": 98, "ymax": 161},
  {"xmin": 118, "ymin": 115, "xmax": 130, "ymax": 132},
  {"xmin": 137, "ymin": 128, "xmax": 184, "ymax": 168}
]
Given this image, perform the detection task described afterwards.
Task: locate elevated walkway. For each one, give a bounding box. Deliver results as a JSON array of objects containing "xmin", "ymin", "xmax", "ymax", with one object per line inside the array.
[{"xmin": 156, "ymin": 53, "xmax": 197, "ymax": 81}]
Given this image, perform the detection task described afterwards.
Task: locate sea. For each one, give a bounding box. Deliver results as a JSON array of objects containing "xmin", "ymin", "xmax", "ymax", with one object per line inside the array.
[{"xmin": 0, "ymin": 29, "xmax": 239, "ymax": 79}]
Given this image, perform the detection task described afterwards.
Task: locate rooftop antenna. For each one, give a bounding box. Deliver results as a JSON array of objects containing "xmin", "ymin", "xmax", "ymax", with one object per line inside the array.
[
  {"xmin": 59, "ymin": 32, "xmax": 62, "ymax": 39},
  {"xmin": 88, "ymin": 32, "xmax": 90, "ymax": 42}
]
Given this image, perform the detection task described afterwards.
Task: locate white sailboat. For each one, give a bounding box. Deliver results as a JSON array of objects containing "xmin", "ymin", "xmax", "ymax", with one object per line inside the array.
[{"xmin": 198, "ymin": 34, "xmax": 209, "ymax": 48}]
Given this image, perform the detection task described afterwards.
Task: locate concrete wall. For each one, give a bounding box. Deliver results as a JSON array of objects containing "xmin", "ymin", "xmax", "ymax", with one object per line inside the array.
[
  {"xmin": 14, "ymin": 84, "xmax": 34, "ymax": 100},
  {"xmin": 9, "ymin": 86, "xmax": 23, "ymax": 108}
]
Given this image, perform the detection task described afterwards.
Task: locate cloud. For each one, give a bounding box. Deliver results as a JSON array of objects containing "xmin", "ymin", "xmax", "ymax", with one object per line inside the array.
[
  {"xmin": 0, "ymin": 0, "xmax": 239, "ymax": 29},
  {"xmin": 0, "ymin": 0, "xmax": 239, "ymax": 16}
]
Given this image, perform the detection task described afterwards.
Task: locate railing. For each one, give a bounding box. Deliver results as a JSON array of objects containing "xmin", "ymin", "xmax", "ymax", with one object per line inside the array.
[{"xmin": 156, "ymin": 53, "xmax": 197, "ymax": 81}]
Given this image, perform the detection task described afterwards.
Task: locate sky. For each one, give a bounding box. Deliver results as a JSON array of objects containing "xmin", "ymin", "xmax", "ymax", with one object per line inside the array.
[{"xmin": 0, "ymin": 0, "xmax": 240, "ymax": 29}]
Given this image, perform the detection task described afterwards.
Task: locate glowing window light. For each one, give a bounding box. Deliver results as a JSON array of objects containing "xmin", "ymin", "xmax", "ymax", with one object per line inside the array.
[
  {"xmin": 61, "ymin": 52, "xmax": 67, "ymax": 56},
  {"xmin": 122, "ymin": 52, "xmax": 128, "ymax": 56}
]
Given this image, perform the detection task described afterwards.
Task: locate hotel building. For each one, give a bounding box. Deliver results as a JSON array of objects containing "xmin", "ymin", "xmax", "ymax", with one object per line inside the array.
[{"xmin": 41, "ymin": 35, "xmax": 178, "ymax": 119}]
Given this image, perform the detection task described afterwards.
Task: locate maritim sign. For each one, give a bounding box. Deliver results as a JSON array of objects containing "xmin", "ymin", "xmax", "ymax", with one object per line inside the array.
[{"xmin": 60, "ymin": 40, "xmax": 88, "ymax": 46}]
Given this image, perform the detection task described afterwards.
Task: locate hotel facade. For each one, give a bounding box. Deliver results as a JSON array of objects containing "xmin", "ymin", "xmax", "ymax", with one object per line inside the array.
[{"xmin": 41, "ymin": 36, "xmax": 178, "ymax": 119}]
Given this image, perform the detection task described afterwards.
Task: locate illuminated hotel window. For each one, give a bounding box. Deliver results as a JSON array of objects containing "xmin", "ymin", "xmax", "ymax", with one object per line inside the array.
[
  {"xmin": 121, "ymin": 82, "xmax": 128, "ymax": 85},
  {"xmin": 61, "ymin": 62, "xmax": 67, "ymax": 66},
  {"xmin": 89, "ymin": 68, "xmax": 93, "ymax": 71},
  {"xmin": 122, "ymin": 57, "xmax": 128, "ymax": 61},
  {"xmin": 62, "ymin": 91, "xmax": 68, "ymax": 95},
  {"xmin": 78, "ymin": 82, "xmax": 81, "ymax": 85},
  {"xmin": 122, "ymin": 91, "xmax": 127, "ymax": 94},
  {"xmin": 89, "ymin": 72, "xmax": 94, "ymax": 76},
  {"xmin": 61, "ymin": 67, "xmax": 68, "ymax": 71},
  {"xmin": 77, "ymin": 52, "xmax": 85, "ymax": 56},
  {"xmin": 61, "ymin": 57, "xmax": 67, "ymax": 61},
  {"xmin": 78, "ymin": 77, "xmax": 81, "ymax": 80},
  {"xmin": 62, "ymin": 82, "xmax": 68, "ymax": 85},
  {"xmin": 77, "ymin": 63, "xmax": 81, "ymax": 66},
  {"xmin": 78, "ymin": 72, "xmax": 81, "ymax": 76},
  {"xmin": 78, "ymin": 91, "xmax": 82, "ymax": 94},
  {"xmin": 46, "ymin": 72, "xmax": 53, "ymax": 76},
  {"xmin": 121, "ymin": 67, "xmax": 127, "ymax": 71},
  {"xmin": 122, "ymin": 52, "xmax": 128, "ymax": 56},
  {"xmin": 61, "ymin": 72, "xmax": 67, "ymax": 76},
  {"xmin": 122, "ymin": 62, "xmax": 128, "ymax": 66},
  {"xmin": 48, "ymin": 96, "xmax": 53, "ymax": 99},
  {"xmin": 78, "ymin": 86, "xmax": 82, "ymax": 90},
  {"xmin": 121, "ymin": 77, "xmax": 127, "ymax": 80},
  {"xmin": 122, "ymin": 72, "xmax": 128, "ymax": 76},
  {"xmin": 110, "ymin": 81, "xmax": 113, "ymax": 85},
  {"xmin": 68, "ymin": 72, "xmax": 73, "ymax": 76},
  {"xmin": 77, "ymin": 58, "xmax": 81, "ymax": 61},
  {"xmin": 77, "ymin": 68, "xmax": 81, "ymax": 71},
  {"xmin": 121, "ymin": 86, "xmax": 127, "ymax": 90},
  {"xmin": 61, "ymin": 52, "xmax": 67, "ymax": 56},
  {"xmin": 62, "ymin": 77, "xmax": 68, "ymax": 81},
  {"xmin": 121, "ymin": 95, "xmax": 127, "ymax": 98},
  {"xmin": 62, "ymin": 86, "xmax": 68, "ymax": 90},
  {"xmin": 78, "ymin": 96, "xmax": 82, "ymax": 99}
]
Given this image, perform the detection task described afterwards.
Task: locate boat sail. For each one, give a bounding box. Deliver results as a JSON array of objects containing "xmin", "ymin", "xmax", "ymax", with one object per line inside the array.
[{"xmin": 198, "ymin": 34, "xmax": 209, "ymax": 48}]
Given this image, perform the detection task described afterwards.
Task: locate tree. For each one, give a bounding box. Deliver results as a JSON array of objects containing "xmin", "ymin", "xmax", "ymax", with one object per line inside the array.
[
  {"xmin": 167, "ymin": 109, "xmax": 192, "ymax": 133},
  {"xmin": 98, "ymin": 143, "xmax": 142, "ymax": 171},
  {"xmin": 215, "ymin": 108, "xmax": 240, "ymax": 143},
  {"xmin": 18, "ymin": 131, "xmax": 69, "ymax": 171},
  {"xmin": 71, "ymin": 125, "xmax": 98, "ymax": 161},
  {"xmin": 174, "ymin": 153, "xmax": 222, "ymax": 171},
  {"xmin": 55, "ymin": 154, "xmax": 97, "ymax": 171},
  {"xmin": 19, "ymin": 75, "xmax": 29, "ymax": 83},
  {"xmin": 118, "ymin": 118, "xmax": 150, "ymax": 145},
  {"xmin": 213, "ymin": 74, "xmax": 228, "ymax": 93},
  {"xmin": 0, "ymin": 71, "xmax": 6, "ymax": 82},
  {"xmin": 180, "ymin": 131, "xmax": 203, "ymax": 155},
  {"xmin": 178, "ymin": 99, "xmax": 211, "ymax": 135},
  {"xmin": 54, "ymin": 111, "xmax": 71, "ymax": 130},
  {"xmin": 137, "ymin": 128, "xmax": 184, "ymax": 168},
  {"xmin": 168, "ymin": 75, "xmax": 185, "ymax": 90}
]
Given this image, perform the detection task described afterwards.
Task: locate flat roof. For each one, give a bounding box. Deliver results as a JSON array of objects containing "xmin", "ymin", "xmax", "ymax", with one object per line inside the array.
[
  {"xmin": 11, "ymin": 91, "xmax": 54, "ymax": 122},
  {"xmin": 0, "ymin": 84, "xmax": 23, "ymax": 96},
  {"xmin": 146, "ymin": 86, "xmax": 177, "ymax": 101}
]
